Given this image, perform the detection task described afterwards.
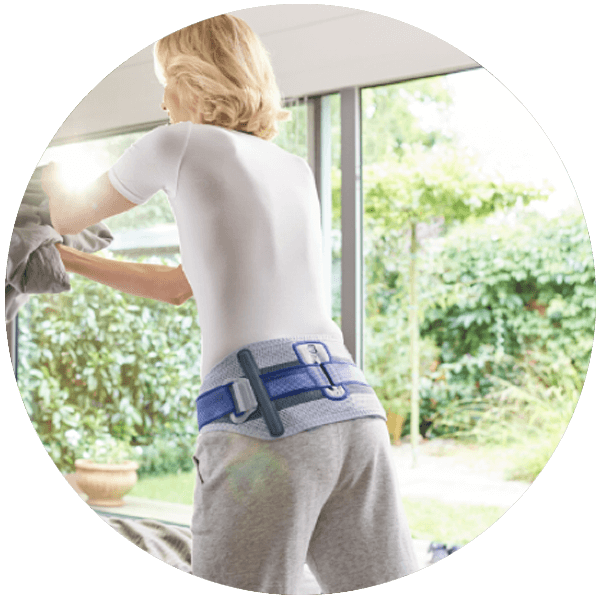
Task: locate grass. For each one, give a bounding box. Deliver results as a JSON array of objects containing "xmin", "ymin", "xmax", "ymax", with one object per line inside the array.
[
  {"xmin": 130, "ymin": 469, "xmax": 507, "ymax": 546},
  {"xmin": 402, "ymin": 498, "xmax": 507, "ymax": 546},
  {"xmin": 132, "ymin": 470, "xmax": 196, "ymax": 505}
]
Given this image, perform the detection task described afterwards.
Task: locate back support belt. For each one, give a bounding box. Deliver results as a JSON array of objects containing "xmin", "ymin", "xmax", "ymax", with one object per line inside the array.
[{"xmin": 195, "ymin": 341, "xmax": 372, "ymax": 437}]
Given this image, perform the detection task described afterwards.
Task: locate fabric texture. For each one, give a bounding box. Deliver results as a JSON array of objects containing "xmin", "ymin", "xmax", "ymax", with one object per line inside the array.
[
  {"xmin": 102, "ymin": 516, "xmax": 192, "ymax": 574},
  {"xmin": 5, "ymin": 166, "xmax": 114, "ymax": 322},
  {"xmin": 196, "ymin": 336, "xmax": 387, "ymax": 440},
  {"xmin": 191, "ymin": 417, "xmax": 419, "ymax": 594}
]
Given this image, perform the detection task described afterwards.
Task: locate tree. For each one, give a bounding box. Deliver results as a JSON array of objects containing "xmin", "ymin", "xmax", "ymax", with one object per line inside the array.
[{"xmin": 363, "ymin": 143, "xmax": 551, "ymax": 464}]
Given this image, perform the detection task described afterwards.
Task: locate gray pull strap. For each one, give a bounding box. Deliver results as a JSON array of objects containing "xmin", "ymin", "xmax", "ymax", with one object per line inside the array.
[{"xmin": 237, "ymin": 349, "xmax": 285, "ymax": 438}]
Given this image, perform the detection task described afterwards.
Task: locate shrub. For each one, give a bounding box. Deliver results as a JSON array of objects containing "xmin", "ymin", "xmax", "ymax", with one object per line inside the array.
[
  {"xmin": 364, "ymin": 209, "xmax": 594, "ymax": 439},
  {"xmin": 17, "ymin": 261, "xmax": 202, "ymax": 472}
]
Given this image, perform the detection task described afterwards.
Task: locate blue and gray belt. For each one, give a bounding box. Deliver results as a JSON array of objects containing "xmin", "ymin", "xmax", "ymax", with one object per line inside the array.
[{"xmin": 195, "ymin": 341, "xmax": 373, "ymax": 437}]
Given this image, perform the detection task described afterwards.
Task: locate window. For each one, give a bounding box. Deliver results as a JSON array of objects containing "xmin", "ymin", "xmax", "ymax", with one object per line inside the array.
[{"xmin": 360, "ymin": 67, "xmax": 581, "ymax": 434}]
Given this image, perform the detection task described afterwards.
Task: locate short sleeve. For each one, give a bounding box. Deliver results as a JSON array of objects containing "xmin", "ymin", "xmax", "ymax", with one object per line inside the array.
[{"xmin": 108, "ymin": 122, "xmax": 192, "ymax": 205}]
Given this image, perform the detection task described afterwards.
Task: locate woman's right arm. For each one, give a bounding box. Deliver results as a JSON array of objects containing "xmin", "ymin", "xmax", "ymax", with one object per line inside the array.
[{"xmin": 56, "ymin": 244, "xmax": 193, "ymax": 306}]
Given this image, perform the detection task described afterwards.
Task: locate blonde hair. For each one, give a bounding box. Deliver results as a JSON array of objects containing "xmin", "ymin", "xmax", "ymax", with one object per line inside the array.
[{"xmin": 154, "ymin": 14, "xmax": 290, "ymax": 140}]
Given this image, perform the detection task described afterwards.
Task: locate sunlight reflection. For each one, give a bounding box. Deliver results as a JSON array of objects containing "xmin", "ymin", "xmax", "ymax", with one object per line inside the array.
[{"xmin": 42, "ymin": 146, "xmax": 106, "ymax": 194}]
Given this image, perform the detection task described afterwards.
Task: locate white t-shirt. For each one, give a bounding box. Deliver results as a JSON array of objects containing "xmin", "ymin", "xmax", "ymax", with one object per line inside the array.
[{"xmin": 108, "ymin": 122, "xmax": 343, "ymax": 376}]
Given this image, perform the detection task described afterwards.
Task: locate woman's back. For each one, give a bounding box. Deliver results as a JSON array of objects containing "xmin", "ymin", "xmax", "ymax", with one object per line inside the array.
[{"xmin": 162, "ymin": 122, "xmax": 342, "ymax": 375}]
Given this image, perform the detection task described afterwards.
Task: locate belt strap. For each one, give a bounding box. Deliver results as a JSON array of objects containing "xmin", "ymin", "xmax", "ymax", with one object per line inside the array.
[{"xmin": 195, "ymin": 343, "xmax": 370, "ymax": 436}]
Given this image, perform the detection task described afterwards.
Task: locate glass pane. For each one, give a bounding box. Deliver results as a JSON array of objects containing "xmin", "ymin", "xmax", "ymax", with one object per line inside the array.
[
  {"xmin": 273, "ymin": 98, "xmax": 308, "ymax": 159},
  {"xmin": 17, "ymin": 107, "xmax": 314, "ymax": 516},
  {"xmin": 361, "ymin": 66, "xmax": 586, "ymax": 467},
  {"xmin": 359, "ymin": 67, "xmax": 590, "ymax": 552},
  {"xmin": 273, "ymin": 96, "xmax": 341, "ymax": 326},
  {"xmin": 18, "ymin": 128, "xmax": 199, "ymax": 514}
]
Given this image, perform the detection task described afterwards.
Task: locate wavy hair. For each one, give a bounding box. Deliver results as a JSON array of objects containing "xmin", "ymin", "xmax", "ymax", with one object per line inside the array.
[{"xmin": 154, "ymin": 14, "xmax": 290, "ymax": 140}]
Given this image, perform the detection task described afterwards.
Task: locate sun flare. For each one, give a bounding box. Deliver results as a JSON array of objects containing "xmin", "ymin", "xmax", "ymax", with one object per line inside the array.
[{"xmin": 42, "ymin": 144, "xmax": 107, "ymax": 195}]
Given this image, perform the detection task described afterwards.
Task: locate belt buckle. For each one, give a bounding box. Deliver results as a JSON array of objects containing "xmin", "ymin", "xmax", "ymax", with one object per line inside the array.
[
  {"xmin": 296, "ymin": 342, "xmax": 330, "ymax": 364},
  {"xmin": 295, "ymin": 342, "xmax": 346, "ymax": 398},
  {"xmin": 229, "ymin": 378, "xmax": 258, "ymax": 424}
]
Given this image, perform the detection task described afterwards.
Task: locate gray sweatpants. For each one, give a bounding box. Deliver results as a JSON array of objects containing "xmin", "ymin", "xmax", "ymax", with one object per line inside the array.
[{"xmin": 191, "ymin": 416, "xmax": 418, "ymax": 594}]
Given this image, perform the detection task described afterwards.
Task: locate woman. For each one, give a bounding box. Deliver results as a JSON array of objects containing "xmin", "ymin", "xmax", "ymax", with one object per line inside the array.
[{"xmin": 42, "ymin": 14, "xmax": 418, "ymax": 594}]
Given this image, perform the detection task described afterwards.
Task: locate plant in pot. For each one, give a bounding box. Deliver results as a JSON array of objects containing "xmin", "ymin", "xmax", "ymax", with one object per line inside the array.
[{"xmin": 74, "ymin": 433, "xmax": 140, "ymax": 507}]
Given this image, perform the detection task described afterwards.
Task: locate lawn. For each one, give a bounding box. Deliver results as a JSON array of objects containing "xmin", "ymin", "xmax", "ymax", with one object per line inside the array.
[{"xmin": 130, "ymin": 470, "xmax": 507, "ymax": 546}]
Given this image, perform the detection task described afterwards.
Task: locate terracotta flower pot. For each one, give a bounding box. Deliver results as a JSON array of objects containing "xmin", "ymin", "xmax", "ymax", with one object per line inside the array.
[{"xmin": 74, "ymin": 459, "xmax": 139, "ymax": 507}]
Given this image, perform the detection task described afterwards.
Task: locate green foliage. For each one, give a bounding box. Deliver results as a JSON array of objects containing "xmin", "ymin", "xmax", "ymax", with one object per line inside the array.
[
  {"xmin": 362, "ymin": 76, "xmax": 454, "ymax": 165},
  {"xmin": 75, "ymin": 433, "xmax": 139, "ymax": 464},
  {"xmin": 363, "ymin": 145, "xmax": 547, "ymax": 231},
  {"xmin": 377, "ymin": 208, "xmax": 594, "ymax": 444},
  {"xmin": 367, "ymin": 205, "xmax": 596, "ymax": 468},
  {"xmin": 135, "ymin": 434, "xmax": 197, "ymax": 478},
  {"xmin": 464, "ymin": 347, "xmax": 582, "ymax": 482},
  {"xmin": 17, "ymin": 264, "xmax": 202, "ymax": 472}
]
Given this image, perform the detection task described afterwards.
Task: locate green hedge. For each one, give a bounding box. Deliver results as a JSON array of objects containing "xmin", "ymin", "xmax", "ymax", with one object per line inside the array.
[
  {"xmin": 17, "ymin": 263, "xmax": 202, "ymax": 473},
  {"xmin": 366, "ymin": 213, "xmax": 596, "ymax": 438}
]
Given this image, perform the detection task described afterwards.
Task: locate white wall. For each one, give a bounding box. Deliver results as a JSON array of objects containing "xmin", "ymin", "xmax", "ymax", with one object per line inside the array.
[{"xmin": 51, "ymin": 5, "xmax": 477, "ymax": 144}]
